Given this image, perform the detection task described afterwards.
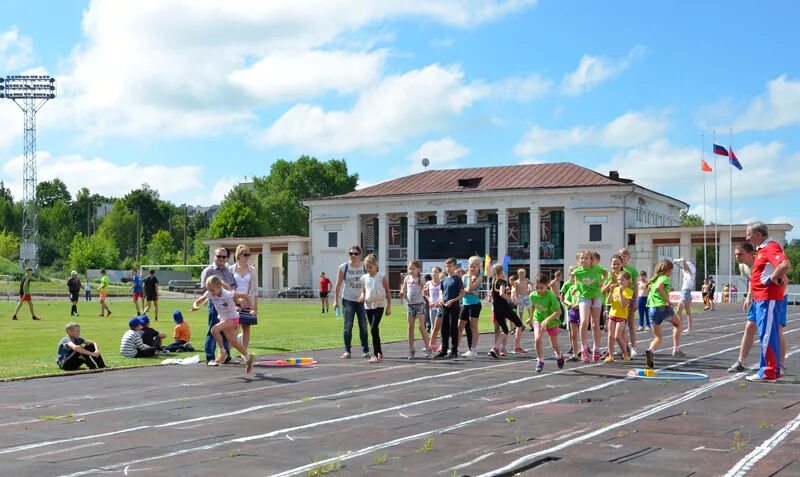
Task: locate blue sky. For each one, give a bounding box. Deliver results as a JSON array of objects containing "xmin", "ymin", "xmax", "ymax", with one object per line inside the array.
[{"xmin": 1, "ymin": 1, "xmax": 798, "ymax": 237}]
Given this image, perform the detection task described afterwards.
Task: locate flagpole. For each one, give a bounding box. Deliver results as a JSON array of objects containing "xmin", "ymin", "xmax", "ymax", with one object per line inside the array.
[
  {"xmin": 728, "ymin": 127, "xmax": 733, "ymax": 297},
  {"xmin": 713, "ymin": 130, "xmax": 718, "ymax": 283},
  {"xmin": 702, "ymin": 134, "xmax": 707, "ymax": 281}
]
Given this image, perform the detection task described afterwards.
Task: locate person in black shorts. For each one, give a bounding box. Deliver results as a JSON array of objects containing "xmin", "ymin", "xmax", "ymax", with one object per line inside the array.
[
  {"xmin": 56, "ymin": 322, "xmax": 105, "ymax": 371},
  {"xmin": 143, "ymin": 269, "xmax": 159, "ymax": 321},
  {"xmin": 67, "ymin": 271, "xmax": 82, "ymax": 317}
]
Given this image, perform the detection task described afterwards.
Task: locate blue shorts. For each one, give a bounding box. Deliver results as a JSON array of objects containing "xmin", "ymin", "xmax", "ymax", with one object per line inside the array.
[
  {"xmin": 778, "ymin": 296, "xmax": 787, "ymax": 327},
  {"xmin": 680, "ymin": 290, "xmax": 692, "ymax": 302},
  {"xmin": 648, "ymin": 306, "xmax": 675, "ymax": 326},
  {"xmin": 747, "ymin": 302, "xmax": 757, "ymax": 323},
  {"xmin": 580, "ymin": 297, "xmax": 602, "ymax": 308}
]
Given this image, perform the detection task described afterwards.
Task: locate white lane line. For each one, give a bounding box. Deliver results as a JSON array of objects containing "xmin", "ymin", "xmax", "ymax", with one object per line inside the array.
[
  {"xmin": 19, "ymin": 441, "xmax": 104, "ymax": 460},
  {"xmin": 443, "ymin": 452, "xmax": 495, "ymax": 473},
  {"xmin": 52, "ymin": 319, "xmax": 773, "ymax": 477},
  {"xmin": 724, "ymin": 411, "xmax": 800, "ymax": 476}
]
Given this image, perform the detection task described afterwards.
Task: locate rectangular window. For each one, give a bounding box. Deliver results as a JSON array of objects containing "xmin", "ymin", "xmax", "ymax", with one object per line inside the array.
[
  {"xmin": 589, "ymin": 224, "xmax": 602, "ymax": 242},
  {"xmin": 328, "ymin": 232, "xmax": 338, "ymax": 248}
]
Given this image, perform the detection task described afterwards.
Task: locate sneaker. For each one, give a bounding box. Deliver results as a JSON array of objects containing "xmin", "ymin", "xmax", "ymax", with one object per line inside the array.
[
  {"xmin": 592, "ymin": 349, "xmax": 601, "ymax": 363},
  {"xmin": 433, "ymin": 351, "xmax": 448, "ymax": 360},
  {"xmin": 645, "ymin": 349, "xmax": 654, "ymax": 369},
  {"xmin": 12, "ymin": 315, "xmax": 17, "ymax": 320},
  {"xmin": 488, "ymin": 347, "xmax": 499, "ymax": 359},
  {"xmin": 728, "ymin": 360, "xmax": 746, "ymax": 373},
  {"xmin": 499, "ymin": 348, "xmax": 508, "ymax": 357},
  {"xmin": 781, "ymin": 365, "xmax": 787, "ymax": 375},
  {"xmin": 368, "ymin": 355, "xmax": 380, "ymax": 363},
  {"xmin": 361, "ymin": 352, "xmax": 371, "ymax": 358},
  {"xmin": 630, "ymin": 348, "xmax": 639, "ymax": 358},
  {"xmin": 603, "ymin": 355, "xmax": 615, "ymax": 364},
  {"xmin": 566, "ymin": 347, "xmax": 573, "ymax": 356},
  {"xmin": 622, "ymin": 354, "xmax": 631, "ymax": 362},
  {"xmin": 672, "ymin": 349, "xmax": 686, "ymax": 358},
  {"xmin": 556, "ymin": 355, "xmax": 565, "ymax": 369},
  {"xmin": 514, "ymin": 347, "xmax": 528, "ymax": 355},
  {"xmin": 377, "ymin": 353, "xmax": 384, "ymax": 362},
  {"xmin": 746, "ymin": 373, "xmax": 775, "ymax": 383},
  {"xmin": 424, "ymin": 348, "xmax": 432, "ymax": 359},
  {"xmin": 636, "ymin": 326, "xmax": 644, "ymax": 332},
  {"xmin": 340, "ymin": 351, "xmax": 351, "ymax": 359},
  {"xmin": 224, "ymin": 354, "xmax": 233, "ymax": 365},
  {"xmin": 445, "ymin": 350, "xmax": 457, "ymax": 359},
  {"xmin": 569, "ymin": 355, "xmax": 579, "ymax": 362},
  {"xmin": 461, "ymin": 350, "xmax": 473, "ymax": 358},
  {"xmin": 207, "ymin": 361, "xmax": 219, "ymax": 367},
  {"xmin": 535, "ymin": 360, "xmax": 544, "ymax": 373},
  {"xmin": 106, "ymin": 312, "xmax": 111, "ymax": 317},
  {"xmin": 214, "ymin": 352, "xmax": 227, "ymax": 364},
  {"xmin": 644, "ymin": 327, "xmax": 650, "ymax": 331},
  {"xmin": 581, "ymin": 348, "xmax": 590, "ymax": 363},
  {"xmin": 408, "ymin": 350, "xmax": 415, "ymax": 360},
  {"xmin": 32, "ymin": 315, "xmax": 42, "ymax": 320},
  {"xmin": 246, "ymin": 353, "xmax": 255, "ymax": 373}
]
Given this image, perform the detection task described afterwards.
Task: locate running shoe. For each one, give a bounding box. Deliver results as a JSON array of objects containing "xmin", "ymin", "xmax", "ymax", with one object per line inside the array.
[
  {"xmin": 556, "ymin": 355, "xmax": 565, "ymax": 369},
  {"xmin": 214, "ymin": 352, "xmax": 227, "ymax": 364},
  {"xmin": 569, "ymin": 355, "xmax": 580, "ymax": 362},
  {"xmin": 535, "ymin": 360, "xmax": 544, "ymax": 373},
  {"xmin": 592, "ymin": 349, "xmax": 601, "ymax": 362},
  {"xmin": 745, "ymin": 373, "xmax": 775, "ymax": 383},
  {"xmin": 636, "ymin": 326, "xmax": 644, "ymax": 332},
  {"xmin": 622, "ymin": 354, "xmax": 631, "ymax": 362},
  {"xmin": 12, "ymin": 315, "xmax": 17, "ymax": 320},
  {"xmin": 224, "ymin": 355, "xmax": 233, "ymax": 365},
  {"xmin": 433, "ymin": 351, "xmax": 448, "ymax": 360},
  {"xmin": 206, "ymin": 360, "xmax": 219, "ymax": 367},
  {"xmin": 645, "ymin": 349, "xmax": 654, "ymax": 369},
  {"xmin": 246, "ymin": 353, "xmax": 255, "ymax": 373},
  {"xmin": 369, "ymin": 355, "xmax": 380, "ymax": 363},
  {"xmin": 499, "ymin": 348, "xmax": 508, "ymax": 357},
  {"xmin": 514, "ymin": 347, "xmax": 528, "ymax": 354},
  {"xmin": 340, "ymin": 351, "xmax": 351, "ymax": 359},
  {"xmin": 361, "ymin": 352, "xmax": 371, "ymax": 358},
  {"xmin": 581, "ymin": 348, "xmax": 590, "ymax": 363},
  {"xmin": 463, "ymin": 350, "xmax": 478, "ymax": 358},
  {"xmin": 407, "ymin": 350, "xmax": 415, "ymax": 360},
  {"xmin": 377, "ymin": 353, "xmax": 384, "ymax": 362},
  {"xmin": 32, "ymin": 315, "xmax": 42, "ymax": 320},
  {"xmin": 488, "ymin": 347, "xmax": 499, "ymax": 359},
  {"xmin": 727, "ymin": 360, "xmax": 746, "ymax": 373},
  {"xmin": 630, "ymin": 348, "xmax": 639, "ymax": 358},
  {"xmin": 644, "ymin": 327, "xmax": 650, "ymax": 331},
  {"xmin": 603, "ymin": 355, "xmax": 615, "ymax": 364},
  {"xmin": 672, "ymin": 349, "xmax": 687, "ymax": 358},
  {"xmin": 446, "ymin": 350, "xmax": 457, "ymax": 359},
  {"xmin": 781, "ymin": 365, "xmax": 787, "ymax": 376}
]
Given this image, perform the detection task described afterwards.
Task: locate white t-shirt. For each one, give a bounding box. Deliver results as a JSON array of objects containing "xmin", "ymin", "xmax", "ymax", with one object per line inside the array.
[
  {"xmin": 428, "ymin": 281, "xmax": 442, "ymax": 307},
  {"xmin": 674, "ymin": 258, "xmax": 696, "ymax": 291},
  {"xmin": 405, "ymin": 275, "xmax": 424, "ymax": 304},
  {"xmin": 361, "ymin": 272, "xmax": 386, "ymax": 310},
  {"xmin": 339, "ymin": 262, "xmax": 366, "ymax": 302},
  {"xmin": 204, "ymin": 289, "xmax": 239, "ymax": 320}
]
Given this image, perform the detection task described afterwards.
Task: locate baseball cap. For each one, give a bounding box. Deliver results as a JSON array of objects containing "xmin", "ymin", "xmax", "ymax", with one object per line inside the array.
[
  {"xmin": 128, "ymin": 317, "xmax": 142, "ymax": 328},
  {"xmin": 71, "ymin": 270, "xmax": 77, "ymax": 275},
  {"xmin": 173, "ymin": 310, "xmax": 184, "ymax": 324},
  {"xmin": 139, "ymin": 315, "xmax": 150, "ymax": 325}
]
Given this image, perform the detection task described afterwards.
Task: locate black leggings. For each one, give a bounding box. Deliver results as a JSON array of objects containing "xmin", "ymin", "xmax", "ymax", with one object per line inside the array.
[
  {"xmin": 494, "ymin": 306, "xmax": 523, "ymax": 334},
  {"xmin": 441, "ymin": 304, "xmax": 460, "ymax": 353},
  {"xmin": 366, "ymin": 307, "xmax": 384, "ymax": 356},
  {"xmin": 59, "ymin": 342, "xmax": 106, "ymax": 371}
]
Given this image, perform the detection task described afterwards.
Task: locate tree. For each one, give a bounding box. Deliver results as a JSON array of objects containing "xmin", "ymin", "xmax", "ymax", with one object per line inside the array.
[
  {"xmin": 120, "ymin": 186, "xmax": 169, "ymax": 242},
  {"xmin": 67, "ymin": 233, "xmax": 120, "ymax": 272},
  {"xmin": 38, "ymin": 201, "xmax": 78, "ymax": 266},
  {"xmin": 0, "ymin": 181, "xmax": 12, "ymax": 203},
  {"xmin": 96, "ymin": 202, "xmax": 137, "ymax": 259},
  {"xmin": 0, "ymin": 198, "xmax": 21, "ymax": 233},
  {"xmin": 785, "ymin": 239, "xmax": 800, "ymax": 284},
  {"xmin": 208, "ymin": 199, "xmax": 265, "ymax": 238},
  {"xmin": 0, "ymin": 230, "xmax": 20, "ymax": 260},
  {"xmin": 679, "ymin": 210, "xmax": 704, "ymax": 227},
  {"xmin": 144, "ymin": 230, "xmax": 177, "ymax": 265},
  {"xmin": 36, "ymin": 179, "xmax": 71, "ymax": 209}
]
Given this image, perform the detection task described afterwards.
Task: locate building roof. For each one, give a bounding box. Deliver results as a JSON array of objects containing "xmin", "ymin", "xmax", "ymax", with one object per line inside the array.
[{"xmin": 335, "ymin": 163, "xmax": 634, "ymax": 199}]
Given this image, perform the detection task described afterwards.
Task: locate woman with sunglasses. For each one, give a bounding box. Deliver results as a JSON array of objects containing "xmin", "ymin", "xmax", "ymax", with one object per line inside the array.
[
  {"xmin": 230, "ymin": 244, "xmax": 258, "ymax": 352},
  {"xmin": 334, "ymin": 245, "xmax": 371, "ymax": 358}
]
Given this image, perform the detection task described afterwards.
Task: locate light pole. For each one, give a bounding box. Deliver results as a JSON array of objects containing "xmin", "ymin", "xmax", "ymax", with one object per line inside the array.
[{"xmin": 0, "ymin": 75, "xmax": 57, "ymax": 269}]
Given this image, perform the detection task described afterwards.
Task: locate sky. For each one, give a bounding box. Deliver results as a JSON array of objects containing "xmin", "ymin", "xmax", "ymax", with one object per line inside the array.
[{"xmin": 1, "ymin": 0, "xmax": 798, "ymax": 238}]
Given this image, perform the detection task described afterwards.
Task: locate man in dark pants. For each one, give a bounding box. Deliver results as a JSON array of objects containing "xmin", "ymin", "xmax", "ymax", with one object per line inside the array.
[
  {"xmin": 201, "ymin": 247, "xmax": 235, "ymax": 366},
  {"xmin": 57, "ymin": 322, "xmax": 106, "ymax": 371},
  {"xmin": 67, "ymin": 271, "xmax": 82, "ymax": 317},
  {"xmin": 435, "ymin": 258, "xmax": 466, "ymax": 359}
]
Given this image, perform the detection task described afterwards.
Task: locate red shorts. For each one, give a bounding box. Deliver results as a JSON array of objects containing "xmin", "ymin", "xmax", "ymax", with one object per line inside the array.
[
  {"xmin": 19, "ymin": 294, "xmax": 32, "ymax": 302},
  {"xmin": 533, "ymin": 322, "xmax": 559, "ymax": 337},
  {"xmin": 609, "ymin": 315, "xmax": 627, "ymax": 323},
  {"xmin": 133, "ymin": 292, "xmax": 144, "ymax": 301}
]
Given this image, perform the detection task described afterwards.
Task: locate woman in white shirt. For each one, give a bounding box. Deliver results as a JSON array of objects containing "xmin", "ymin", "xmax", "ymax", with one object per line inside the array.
[{"xmin": 230, "ymin": 244, "xmax": 258, "ymax": 351}]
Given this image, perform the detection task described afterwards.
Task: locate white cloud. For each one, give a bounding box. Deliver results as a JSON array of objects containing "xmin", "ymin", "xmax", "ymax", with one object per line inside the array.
[
  {"xmin": 207, "ymin": 176, "xmax": 242, "ymax": 204},
  {"xmin": 489, "ymin": 73, "xmax": 552, "ymax": 102},
  {"xmin": 405, "ymin": 137, "xmax": 469, "ymax": 174},
  {"xmin": 733, "ymin": 74, "xmax": 800, "ymax": 131},
  {"xmin": 429, "ymin": 37, "xmax": 455, "ymax": 48},
  {"xmin": 514, "ymin": 109, "xmax": 669, "ymax": 157},
  {"xmin": 0, "ymin": 151, "xmax": 204, "ymax": 204},
  {"xmin": 0, "ymin": 27, "xmax": 33, "ymax": 71},
  {"xmin": 561, "ymin": 45, "xmax": 646, "ymax": 96},
  {"xmin": 264, "ymin": 64, "xmax": 484, "ymax": 153}
]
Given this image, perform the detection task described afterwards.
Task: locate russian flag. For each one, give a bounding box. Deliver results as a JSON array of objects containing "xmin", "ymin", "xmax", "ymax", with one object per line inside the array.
[
  {"xmin": 729, "ymin": 147, "xmax": 743, "ymax": 170},
  {"xmin": 713, "ymin": 142, "xmax": 729, "ymax": 157}
]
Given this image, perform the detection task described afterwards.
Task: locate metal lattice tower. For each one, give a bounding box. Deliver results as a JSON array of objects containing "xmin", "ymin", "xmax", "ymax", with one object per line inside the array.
[{"xmin": 0, "ymin": 75, "xmax": 56, "ymax": 269}]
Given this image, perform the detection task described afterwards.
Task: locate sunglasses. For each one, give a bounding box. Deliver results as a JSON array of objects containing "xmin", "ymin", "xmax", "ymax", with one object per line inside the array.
[
  {"xmin": 216, "ymin": 255, "xmax": 228, "ymax": 259},
  {"xmin": 349, "ymin": 251, "xmax": 360, "ymax": 256},
  {"xmin": 241, "ymin": 253, "xmax": 251, "ymax": 257}
]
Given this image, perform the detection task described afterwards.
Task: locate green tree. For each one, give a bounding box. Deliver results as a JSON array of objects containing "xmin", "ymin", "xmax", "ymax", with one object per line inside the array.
[
  {"xmin": 36, "ymin": 178, "xmax": 71, "ymax": 209},
  {"xmin": 785, "ymin": 239, "xmax": 800, "ymax": 284},
  {"xmin": 120, "ymin": 186, "xmax": 169, "ymax": 242},
  {"xmin": 71, "ymin": 188, "xmax": 110, "ymax": 236},
  {"xmin": 144, "ymin": 230, "xmax": 177, "ymax": 265},
  {"xmin": 0, "ymin": 181, "xmax": 12, "ymax": 202},
  {"xmin": 96, "ymin": 202, "xmax": 137, "ymax": 259},
  {"xmin": 0, "ymin": 198, "xmax": 21, "ymax": 233},
  {"xmin": 67, "ymin": 233, "xmax": 120, "ymax": 272},
  {"xmin": 208, "ymin": 198, "xmax": 265, "ymax": 238},
  {"xmin": 0, "ymin": 230, "xmax": 20, "ymax": 260},
  {"xmin": 38, "ymin": 201, "xmax": 78, "ymax": 266},
  {"xmin": 679, "ymin": 210, "xmax": 704, "ymax": 227}
]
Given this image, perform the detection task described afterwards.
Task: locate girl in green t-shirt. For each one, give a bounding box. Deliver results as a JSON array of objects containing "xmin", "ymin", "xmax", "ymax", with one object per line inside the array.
[
  {"xmin": 528, "ymin": 274, "xmax": 564, "ymax": 373},
  {"xmin": 573, "ymin": 251, "xmax": 608, "ymax": 363},
  {"xmin": 644, "ymin": 260, "xmax": 682, "ymax": 369}
]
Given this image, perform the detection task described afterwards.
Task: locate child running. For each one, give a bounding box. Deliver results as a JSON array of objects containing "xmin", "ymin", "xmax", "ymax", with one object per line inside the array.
[
  {"xmin": 573, "ymin": 250, "xmax": 607, "ymax": 362},
  {"xmin": 457, "ymin": 256, "xmax": 483, "ymax": 358},
  {"xmin": 560, "ymin": 267, "xmax": 580, "ymax": 361},
  {"xmin": 360, "ymin": 254, "xmax": 391, "ymax": 363},
  {"xmin": 604, "ymin": 270, "xmax": 633, "ymax": 363},
  {"xmin": 424, "ymin": 267, "xmax": 444, "ymax": 353},
  {"xmin": 637, "ymin": 271, "xmax": 651, "ymax": 331},
  {"xmin": 644, "ymin": 260, "xmax": 683, "ymax": 369},
  {"xmin": 488, "ymin": 264, "xmax": 525, "ymax": 358},
  {"xmin": 401, "ymin": 260, "xmax": 431, "ymax": 359},
  {"xmin": 515, "ymin": 269, "xmax": 533, "ymax": 330},
  {"xmin": 529, "ymin": 273, "xmax": 565, "ymax": 372},
  {"xmin": 191, "ymin": 275, "xmax": 255, "ymax": 373}
]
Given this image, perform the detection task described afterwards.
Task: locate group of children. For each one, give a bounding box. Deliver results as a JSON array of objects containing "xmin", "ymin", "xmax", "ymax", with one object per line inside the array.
[{"xmin": 345, "ymin": 247, "xmax": 687, "ymax": 372}]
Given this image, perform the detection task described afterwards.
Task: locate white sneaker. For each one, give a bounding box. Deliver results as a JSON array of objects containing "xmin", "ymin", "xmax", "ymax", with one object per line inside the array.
[
  {"xmin": 461, "ymin": 350, "xmax": 472, "ymax": 357},
  {"xmin": 630, "ymin": 348, "xmax": 639, "ymax": 358},
  {"xmin": 746, "ymin": 373, "xmax": 775, "ymax": 383},
  {"xmin": 636, "ymin": 326, "xmax": 644, "ymax": 332},
  {"xmin": 462, "ymin": 350, "xmax": 477, "ymax": 358}
]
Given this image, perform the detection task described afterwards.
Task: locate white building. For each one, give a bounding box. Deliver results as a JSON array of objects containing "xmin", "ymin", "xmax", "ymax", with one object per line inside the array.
[{"xmin": 304, "ymin": 163, "xmax": 688, "ymax": 288}]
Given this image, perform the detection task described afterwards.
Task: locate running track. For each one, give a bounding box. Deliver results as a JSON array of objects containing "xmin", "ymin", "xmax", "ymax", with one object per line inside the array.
[{"xmin": 1, "ymin": 305, "xmax": 799, "ymax": 476}]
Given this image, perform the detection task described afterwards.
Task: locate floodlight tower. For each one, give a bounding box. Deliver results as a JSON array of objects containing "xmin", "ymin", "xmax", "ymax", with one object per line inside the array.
[{"xmin": 0, "ymin": 75, "xmax": 57, "ymax": 269}]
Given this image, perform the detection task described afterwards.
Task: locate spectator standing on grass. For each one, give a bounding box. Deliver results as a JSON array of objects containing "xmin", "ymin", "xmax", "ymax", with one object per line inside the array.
[
  {"xmin": 129, "ymin": 268, "xmax": 144, "ymax": 315},
  {"xmin": 12, "ymin": 267, "xmax": 41, "ymax": 321},
  {"xmin": 142, "ymin": 269, "xmax": 160, "ymax": 321},
  {"xmin": 67, "ymin": 271, "xmax": 82, "ymax": 317},
  {"xmin": 319, "ymin": 272, "xmax": 331, "ymax": 313},
  {"xmin": 333, "ymin": 244, "xmax": 370, "ymax": 359},
  {"xmin": 56, "ymin": 322, "xmax": 105, "ymax": 371},
  {"xmin": 97, "ymin": 269, "xmax": 111, "ymax": 317},
  {"xmin": 85, "ymin": 278, "xmax": 92, "ymax": 301},
  {"xmin": 200, "ymin": 248, "xmax": 235, "ymax": 365},
  {"xmin": 120, "ymin": 317, "xmax": 157, "ymax": 358},
  {"xmin": 230, "ymin": 244, "xmax": 258, "ymax": 352}
]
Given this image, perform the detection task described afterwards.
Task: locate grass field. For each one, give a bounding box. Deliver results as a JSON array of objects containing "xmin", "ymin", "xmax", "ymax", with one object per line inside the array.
[{"xmin": 0, "ymin": 298, "xmax": 500, "ymax": 379}]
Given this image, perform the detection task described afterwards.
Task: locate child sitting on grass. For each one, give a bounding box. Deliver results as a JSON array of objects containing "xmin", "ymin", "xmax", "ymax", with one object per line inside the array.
[
  {"xmin": 120, "ymin": 317, "xmax": 157, "ymax": 358},
  {"xmin": 163, "ymin": 310, "xmax": 194, "ymax": 352},
  {"xmin": 56, "ymin": 322, "xmax": 106, "ymax": 371}
]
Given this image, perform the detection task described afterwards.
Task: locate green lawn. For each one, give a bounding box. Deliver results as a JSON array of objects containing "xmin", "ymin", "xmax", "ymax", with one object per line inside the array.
[
  {"xmin": 0, "ymin": 299, "xmax": 498, "ymax": 379},
  {"xmin": 0, "ymin": 279, "xmax": 130, "ymax": 295}
]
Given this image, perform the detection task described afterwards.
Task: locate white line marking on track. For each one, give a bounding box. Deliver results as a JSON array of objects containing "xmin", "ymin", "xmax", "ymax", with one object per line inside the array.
[
  {"xmin": 693, "ymin": 445, "xmax": 730, "ymax": 452},
  {"xmin": 285, "ymin": 434, "xmax": 294, "ymax": 442},
  {"xmin": 724, "ymin": 410, "xmax": 800, "ymax": 476},
  {"xmin": 19, "ymin": 441, "xmax": 104, "ymax": 460},
  {"xmin": 398, "ymin": 412, "xmax": 409, "ymax": 419},
  {"xmin": 444, "ymin": 452, "xmax": 495, "ymax": 472}
]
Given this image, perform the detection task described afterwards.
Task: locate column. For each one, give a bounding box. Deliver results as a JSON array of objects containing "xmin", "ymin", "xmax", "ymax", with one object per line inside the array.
[
  {"xmin": 436, "ymin": 210, "xmax": 446, "ymax": 225},
  {"xmin": 406, "ymin": 212, "xmax": 417, "ymax": 262},
  {"xmin": 378, "ymin": 212, "xmax": 388, "ymax": 274},
  {"xmin": 261, "ymin": 245, "xmax": 272, "ymax": 298},
  {"xmin": 718, "ymin": 230, "xmax": 732, "ymax": 280},
  {"xmin": 679, "ymin": 232, "xmax": 692, "ymax": 262},
  {"xmin": 497, "ymin": 208, "xmax": 508, "ymax": 263},
  {"xmin": 287, "ymin": 241, "xmax": 305, "ymax": 287},
  {"xmin": 529, "ymin": 207, "xmax": 540, "ymax": 277},
  {"xmin": 466, "ymin": 208, "xmax": 477, "ymax": 224}
]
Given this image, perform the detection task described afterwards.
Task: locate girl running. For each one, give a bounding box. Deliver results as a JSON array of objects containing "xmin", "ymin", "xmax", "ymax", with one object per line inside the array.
[
  {"xmin": 604, "ymin": 271, "xmax": 633, "ymax": 363},
  {"xmin": 529, "ymin": 273, "xmax": 565, "ymax": 372},
  {"xmin": 637, "ymin": 271, "xmax": 650, "ymax": 331},
  {"xmin": 457, "ymin": 256, "xmax": 483, "ymax": 358},
  {"xmin": 573, "ymin": 250, "xmax": 607, "ymax": 362},
  {"xmin": 488, "ymin": 264, "xmax": 525, "ymax": 358},
  {"xmin": 424, "ymin": 267, "xmax": 444, "ymax": 353},
  {"xmin": 191, "ymin": 275, "xmax": 255, "ymax": 373},
  {"xmin": 400, "ymin": 260, "xmax": 431, "ymax": 359},
  {"xmin": 560, "ymin": 267, "xmax": 580, "ymax": 361},
  {"xmin": 360, "ymin": 254, "xmax": 391, "ymax": 363},
  {"xmin": 644, "ymin": 260, "xmax": 683, "ymax": 369}
]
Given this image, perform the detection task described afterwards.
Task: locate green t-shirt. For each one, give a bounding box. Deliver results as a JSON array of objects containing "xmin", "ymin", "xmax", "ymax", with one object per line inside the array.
[
  {"xmin": 623, "ymin": 265, "xmax": 638, "ymax": 285},
  {"xmin": 572, "ymin": 265, "xmax": 606, "ymax": 299},
  {"xmin": 99, "ymin": 275, "xmax": 110, "ymax": 291},
  {"xmin": 559, "ymin": 281, "xmax": 573, "ymax": 298},
  {"xmin": 646, "ymin": 275, "xmax": 671, "ymax": 308},
  {"xmin": 529, "ymin": 289, "xmax": 561, "ymax": 328}
]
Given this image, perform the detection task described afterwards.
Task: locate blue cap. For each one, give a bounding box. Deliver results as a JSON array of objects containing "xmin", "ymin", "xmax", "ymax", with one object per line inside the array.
[
  {"xmin": 139, "ymin": 315, "xmax": 150, "ymax": 325},
  {"xmin": 173, "ymin": 310, "xmax": 184, "ymax": 324},
  {"xmin": 128, "ymin": 317, "xmax": 142, "ymax": 328}
]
